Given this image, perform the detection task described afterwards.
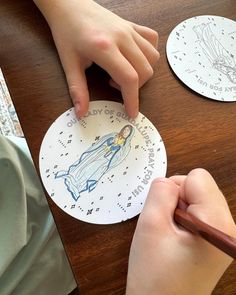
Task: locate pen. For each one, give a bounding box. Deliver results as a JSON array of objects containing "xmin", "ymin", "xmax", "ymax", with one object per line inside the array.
[{"xmin": 174, "ymin": 208, "xmax": 236, "ymax": 259}]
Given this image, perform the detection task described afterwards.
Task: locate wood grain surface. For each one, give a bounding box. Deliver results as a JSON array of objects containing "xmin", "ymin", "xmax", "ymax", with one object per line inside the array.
[{"xmin": 0, "ymin": 0, "xmax": 236, "ymax": 294}]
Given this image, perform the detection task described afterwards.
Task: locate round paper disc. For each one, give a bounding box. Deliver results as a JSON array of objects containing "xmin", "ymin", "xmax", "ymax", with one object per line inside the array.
[
  {"xmin": 166, "ymin": 15, "xmax": 236, "ymax": 101},
  {"xmin": 39, "ymin": 101, "xmax": 167, "ymax": 224}
]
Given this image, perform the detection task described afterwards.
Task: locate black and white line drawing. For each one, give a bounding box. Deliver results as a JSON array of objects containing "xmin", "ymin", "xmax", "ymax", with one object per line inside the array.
[
  {"xmin": 193, "ymin": 23, "xmax": 236, "ymax": 83},
  {"xmin": 166, "ymin": 15, "xmax": 236, "ymax": 102}
]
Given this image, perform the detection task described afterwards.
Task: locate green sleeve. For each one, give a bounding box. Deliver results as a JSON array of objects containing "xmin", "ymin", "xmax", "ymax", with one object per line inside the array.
[{"xmin": 0, "ymin": 136, "xmax": 76, "ymax": 295}]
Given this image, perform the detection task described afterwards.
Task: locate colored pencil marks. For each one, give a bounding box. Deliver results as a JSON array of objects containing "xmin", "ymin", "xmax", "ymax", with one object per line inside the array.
[
  {"xmin": 55, "ymin": 125, "xmax": 134, "ymax": 201},
  {"xmin": 39, "ymin": 101, "xmax": 167, "ymax": 224}
]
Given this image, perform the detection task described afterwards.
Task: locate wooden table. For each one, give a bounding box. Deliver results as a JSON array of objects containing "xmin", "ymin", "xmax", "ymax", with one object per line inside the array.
[{"xmin": 1, "ymin": 0, "xmax": 236, "ymax": 294}]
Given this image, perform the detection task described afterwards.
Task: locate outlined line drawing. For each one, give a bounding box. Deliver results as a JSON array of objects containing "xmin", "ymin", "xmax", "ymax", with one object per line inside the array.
[
  {"xmin": 55, "ymin": 125, "xmax": 134, "ymax": 201},
  {"xmin": 39, "ymin": 101, "xmax": 167, "ymax": 224},
  {"xmin": 193, "ymin": 23, "xmax": 236, "ymax": 83}
]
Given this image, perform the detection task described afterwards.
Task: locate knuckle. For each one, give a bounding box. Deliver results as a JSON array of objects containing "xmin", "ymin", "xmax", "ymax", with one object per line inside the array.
[
  {"xmin": 149, "ymin": 50, "xmax": 160, "ymax": 68},
  {"xmin": 69, "ymin": 85, "xmax": 79, "ymax": 99},
  {"xmin": 154, "ymin": 50, "xmax": 161, "ymax": 61},
  {"xmin": 124, "ymin": 70, "xmax": 139, "ymax": 84},
  {"xmin": 145, "ymin": 65, "xmax": 154, "ymax": 78},
  {"xmin": 146, "ymin": 30, "xmax": 159, "ymax": 45},
  {"xmin": 139, "ymin": 65, "xmax": 153, "ymax": 86},
  {"xmin": 114, "ymin": 27, "xmax": 128, "ymax": 39},
  {"xmin": 149, "ymin": 29, "xmax": 159, "ymax": 43},
  {"xmin": 138, "ymin": 210, "xmax": 160, "ymax": 233},
  {"xmin": 189, "ymin": 168, "xmax": 209, "ymax": 177},
  {"xmin": 91, "ymin": 34, "xmax": 113, "ymax": 51},
  {"xmin": 153, "ymin": 30, "xmax": 159, "ymax": 41}
]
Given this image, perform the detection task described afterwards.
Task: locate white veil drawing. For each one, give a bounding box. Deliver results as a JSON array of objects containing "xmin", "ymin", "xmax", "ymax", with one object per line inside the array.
[
  {"xmin": 193, "ymin": 23, "xmax": 236, "ymax": 83},
  {"xmin": 55, "ymin": 125, "xmax": 134, "ymax": 201}
]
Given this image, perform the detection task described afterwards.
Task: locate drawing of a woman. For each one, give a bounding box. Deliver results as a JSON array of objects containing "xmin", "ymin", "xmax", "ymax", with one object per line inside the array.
[
  {"xmin": 193, "ymin": 23, "xmax": 236, "ymax": 83},
  {"xmin": 55, "ymin": 125, "xmax": 134, "ymax": 201}
]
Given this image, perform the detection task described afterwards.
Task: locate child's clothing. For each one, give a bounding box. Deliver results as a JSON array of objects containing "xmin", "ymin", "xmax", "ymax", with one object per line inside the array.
[{"xmin": 0, "ymin": 135, "xmax": 77, "ymax": 295}]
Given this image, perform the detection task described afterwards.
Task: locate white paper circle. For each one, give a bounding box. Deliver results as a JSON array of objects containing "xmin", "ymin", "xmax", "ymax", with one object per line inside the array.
[
  {"xmin": 39, "ymin": 101, "xmax": 167, "ymax": 224},
  {"xmin": 166, "ymin": 15, "xmax": 236, "ymax": 101}
]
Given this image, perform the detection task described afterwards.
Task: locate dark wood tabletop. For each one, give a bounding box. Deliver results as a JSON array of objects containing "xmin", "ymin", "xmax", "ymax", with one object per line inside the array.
[{"xmin": 1, "ymin": 0, "xmax": 236, "ymax": 294}]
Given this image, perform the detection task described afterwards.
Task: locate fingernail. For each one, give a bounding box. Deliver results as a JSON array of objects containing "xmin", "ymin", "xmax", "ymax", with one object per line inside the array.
[
  {"xmin": 154, "ymin": 177, "xmax": 170, "ymax": 183},
  {"xmin": 153, "ymin": 177, "xmax": 178, "ymax": 187}
]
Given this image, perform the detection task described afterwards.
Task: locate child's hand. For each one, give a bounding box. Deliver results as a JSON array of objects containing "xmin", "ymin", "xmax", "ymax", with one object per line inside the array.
[
  {"xmin": 126, "ymin": 168, "xmax": 236, "ymax": 295},
  {"xmin": 34, "ymin": 0, "xmax": 160, "ymax": 118}
]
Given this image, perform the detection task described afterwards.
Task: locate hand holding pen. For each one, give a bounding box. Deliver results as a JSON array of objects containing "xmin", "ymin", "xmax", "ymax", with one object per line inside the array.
[{"xmin": 126, "ymin": 168, "xmax": 236, "ymax": 295}]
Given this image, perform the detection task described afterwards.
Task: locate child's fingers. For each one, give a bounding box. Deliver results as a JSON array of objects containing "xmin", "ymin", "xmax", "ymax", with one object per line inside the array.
[
  {"xmin": 109, "ymin": 79, "xmax": 120, "ymax": 90},
  {"xmin": 138, "ymin": 178, "xmax": 179, "ymax": 232},
  {"xmin": 184, "ymin": 168, "xmax": 225, "ymax": 207},
  {"xmin": 94, "ymin": 47, "xmax": 140, "ymax": 118},
  {"xmin": 169, "ymin": 175, "xmax": 186, "ymax": 186},
  {"xmin": 67, "ymin": 68, "xmax": 90, "ymax": 118},
  {"xmin": 133, "ymin": 31, "xmax": 160, "ymax": 70},
  {"xmin": 183, "ymin": 168, "xmax": 236, "ymax": 236},
  {"xmin": 119, "ymin": 38, "xmax": 154, "ymax": 88},
  {"xmin": 131, "ymin": 23, "xmax": 159, "ymax": 48},
  {"xmin": 56, "ymin": 48, "xmax": 90, "ymax": 118}
]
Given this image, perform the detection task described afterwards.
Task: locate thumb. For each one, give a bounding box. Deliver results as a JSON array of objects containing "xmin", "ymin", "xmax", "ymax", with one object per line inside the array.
[
  {"xmin": 138, "ymin": 178, "xmax": 179, "ymax": 233},
  {"xmin": 184, "ymin": 168, "xmax": 229, "ymax": 212},
  {"xmin": 184, "ymin": 168, "xmax": 236, "ymax": 236}
]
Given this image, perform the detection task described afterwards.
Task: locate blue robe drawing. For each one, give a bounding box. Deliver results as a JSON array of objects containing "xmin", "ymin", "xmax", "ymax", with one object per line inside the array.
[{"xmin": 55, "ymin": 125, "xmax": 134, "ymax": 201}]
